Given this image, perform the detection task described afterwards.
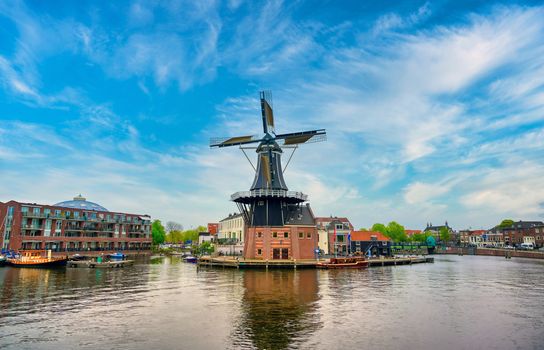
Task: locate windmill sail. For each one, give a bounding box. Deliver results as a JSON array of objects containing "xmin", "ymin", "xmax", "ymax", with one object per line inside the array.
[
  {"xmin": 210, "ymin": 134, "xmax": 262, "ymax": 148},
  {"xmin": 275, "ymin": 129, "xmax": 327, "ymax": 146},
  {"xmin": 260, "ymin": 91, "xmax": 275, "ymax": 135}
]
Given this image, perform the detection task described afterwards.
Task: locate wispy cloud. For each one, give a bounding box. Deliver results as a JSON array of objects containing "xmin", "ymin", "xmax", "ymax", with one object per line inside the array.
[{"xmin": 0, "ymin": 1, "xmax": 543, "ymax": 231}]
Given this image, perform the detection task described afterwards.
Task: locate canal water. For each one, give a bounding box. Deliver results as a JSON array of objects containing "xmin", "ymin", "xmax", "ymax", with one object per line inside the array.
[{"xmin": 0, "ymin": 255, "xmax": 543, "ymax": 350}]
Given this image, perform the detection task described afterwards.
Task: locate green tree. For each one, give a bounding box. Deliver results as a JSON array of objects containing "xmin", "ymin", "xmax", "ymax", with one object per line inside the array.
[
  {"xmin": 151, "ymin": 220, "xmax": 166, "ymax": 246},
  {"xmin": 180, "ymin": 225, "xmax": 207, "ymax": 243},
  {"xmin": 499, "ymin": 219, "xmax": 514, "ymax": 228},
  {"xmin": 165, "ymin": 230, "xmax": 183, "ymax": 243},
  {"xmin": 387, "ymin": 221, "xmax": 408, "ymax": 242},
  {"xmin": 371, "ymin": 223, "xmax": 387, "ymax": 235},
  {"xmin": 439, "ymin": 227, "xmax": 451, "ymax": 242},
  {"xmin": 197, "ymin": 241, "xmax": 215, "ymax": 255},
  {"xmin": 411, "ymin": 233, "xmax": 427, "ymax": 243}
]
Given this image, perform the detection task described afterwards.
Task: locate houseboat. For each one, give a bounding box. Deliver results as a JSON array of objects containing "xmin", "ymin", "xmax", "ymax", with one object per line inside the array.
[
  {"xmin": 316, "ymin": 257, "xmax": 368, "ymax": 269},
  {"xmin": 7, "ymin": 250, "xmax": 68, "ymax": 267}
]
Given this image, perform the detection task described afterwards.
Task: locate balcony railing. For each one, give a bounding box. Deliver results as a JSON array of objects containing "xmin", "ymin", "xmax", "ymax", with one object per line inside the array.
[
  {"xmin": 217, "ymin": 238, "xmax": 240, "ymax": 245},
  {"xmin": 22, "ymin": 225, "xmax": 43, "ymax": 230},
  {"xmin": 231, "ymin": 189, "xmax": 307, "ymax": 201}
]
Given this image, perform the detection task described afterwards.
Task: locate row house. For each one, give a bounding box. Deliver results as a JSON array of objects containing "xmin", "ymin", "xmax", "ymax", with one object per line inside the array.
[
  {"xmin": 459, "ymin": 230, "xmax": 487, "ymax": 246},
  {"xmin": 500, "ymin": 221, "xmax": 544, "ymax": 248},
  {"xmin": 315, "ymin": 216, "xmax": 354, "ymax": 256},
  {"xmin": 0, "ymin": 195, "xmax": 152, "ymax": 252}
]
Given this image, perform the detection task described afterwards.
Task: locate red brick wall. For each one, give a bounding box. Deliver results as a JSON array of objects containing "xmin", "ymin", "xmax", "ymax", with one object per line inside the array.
[
  {"xmin": 245, "ymin": 226, "xmax": 317, "ymax": 260},
  {"xmin": 435, "ymin": 247, "xmax": 544, "ymax": 259}
]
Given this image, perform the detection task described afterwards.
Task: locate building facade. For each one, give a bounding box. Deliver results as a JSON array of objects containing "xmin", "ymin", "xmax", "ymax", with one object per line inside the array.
[
  {"xmin": 501, "ymin": 221, "xmax": 544, "ymax": 248},
  {"xmin": 315, "ymin": 216, "xmax": 353, "ymax": 256},
  {"xmin": 350, "ymin": 230, "xmax": 391, "ymax": 257},
  {"xmin": 315, "ymin": 215, "xmax": 353, "ymax": 255},
  {"xmin": 424, "ymin": 221, "xmax": 454, "ymax": 243},
  {"xmin": 0, "ymin": 195, "xmax": 152, "ymax": 252},
  {"xmin": 218, "ymin": 213, "xmax": 246, "ymax": 243},
  {"xmin": 207, "ymin": 223, "xmax": 219, "ymax": 236},
  {"xmin": 459, "ymin": 229, "xmax": 487, "ymax": 246},
  {"xmin": 243, "ymin": 204, "xmax": 318, "ymax": 260}
]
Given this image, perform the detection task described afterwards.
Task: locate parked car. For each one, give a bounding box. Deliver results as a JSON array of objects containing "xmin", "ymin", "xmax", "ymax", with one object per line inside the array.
[{"xmin": 520, "ymin": 243, "xmax": 534, "ymax": 250}]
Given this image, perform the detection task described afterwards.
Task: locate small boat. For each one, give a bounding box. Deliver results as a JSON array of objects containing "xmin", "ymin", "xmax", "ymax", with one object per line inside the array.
[
  {"xmin": 316, "ymin": 257, "xmax": 368, "ymax": 269},
  {"xmin": 70, "ymin": 254, "xmax": 90, "ymax": 261},
  {"xmin": 183, "ymin": 255, "xmax": 198, "ymax": 263},
  {"xmin": 68, "ymin": 259, "xmax": 134, "ymax": 268},
  {"xmin": 0, "ymin": 255, "xmax": 6, "ymax": 267},
  {"xmin": 109, "ymin": 252, "xmax": 126, "ymax": 260},
  {"xmin": 7, "ymin": 250, "xmax": 68, "ymax": 267}
]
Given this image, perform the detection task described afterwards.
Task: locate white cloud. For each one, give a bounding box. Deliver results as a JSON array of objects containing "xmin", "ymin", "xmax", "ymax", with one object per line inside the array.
[
  {"xmin": 1, "ymin": 2, "xmax": 544, "ymax": 231},
  {"xmin": 460, "ymin": 160, "xmax": 544, "ymax": 218},
  {"xmin": 404, "ymin": 182, "xmax": 451, "ymax": 204}
]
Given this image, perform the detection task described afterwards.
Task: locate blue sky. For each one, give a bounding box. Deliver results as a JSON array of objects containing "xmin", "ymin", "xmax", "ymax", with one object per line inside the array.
[{"xmin": 1, "ymin": 0, "xmax": 543, "ymax": 230}]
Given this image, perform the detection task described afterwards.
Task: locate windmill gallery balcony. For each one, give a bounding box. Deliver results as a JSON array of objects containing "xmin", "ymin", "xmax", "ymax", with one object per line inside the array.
[{"xmin": 231, "ymin": 189, "xmax": 308, "ymax": 202}]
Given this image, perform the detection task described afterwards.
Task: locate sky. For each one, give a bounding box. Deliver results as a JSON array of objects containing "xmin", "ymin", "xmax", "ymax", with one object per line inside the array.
[{"xmin": 0, "ymin": 0, "xmax": 543, "ymax": 231}]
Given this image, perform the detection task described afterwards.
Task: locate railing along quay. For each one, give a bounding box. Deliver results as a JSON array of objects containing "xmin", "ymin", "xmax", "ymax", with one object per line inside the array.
[{"xmin": 198, "ymin": 256, "xmax": 434, "ymax": 269}]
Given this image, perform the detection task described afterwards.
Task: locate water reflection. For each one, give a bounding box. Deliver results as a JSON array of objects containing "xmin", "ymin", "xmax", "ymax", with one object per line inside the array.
[
  {"xmin": 0, "ymin": 263, "xmax": 151, "ymax": 325},
  {"xmin": 232, "ymin": 269, "xmax": 321, "ymax": 350},
  {"xmin": 0, "ymin": 256, "xmax": 543, "ymax": 350}
]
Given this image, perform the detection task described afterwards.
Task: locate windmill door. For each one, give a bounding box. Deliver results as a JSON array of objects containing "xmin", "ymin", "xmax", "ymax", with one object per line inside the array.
[
  {"xmin": 273, "ymin": 248, "xmax": 280, "ymax": 259},
  {"xmin": 281, "ymin": 248, "xmax": 288, "ymax": 259}
]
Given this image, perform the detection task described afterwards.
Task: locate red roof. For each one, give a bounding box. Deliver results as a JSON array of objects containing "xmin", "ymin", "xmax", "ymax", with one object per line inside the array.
[
  {"xmin": 405, "ymin": 229, "xmax": 422, "ymax": 236},
  {"xmin": 351, "ymin": 231, "xmax": 391, "ymax": 242}
]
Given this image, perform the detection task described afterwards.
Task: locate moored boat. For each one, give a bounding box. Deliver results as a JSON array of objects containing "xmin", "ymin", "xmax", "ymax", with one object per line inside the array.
[
  {"xmin": 316, "ymin": 257, "xmax": 368, "ymax": 269},
  {"xmin": 7, "ymin": 250, "xmax": 68, "ymax": 267},
  {"xmin": 183, "ymin": 255, "xmax": 198, "ymax": 263},
  {"xmin": 69, "ymin": 254, "xmax": 90, "ymax": 261},
  {"xmin": 109, "ymin": 252, "xmax": 126, "ymax": 260},
  {"xmin": 0, "ymin": 255, "xmax": 6, "ymax": 267}
]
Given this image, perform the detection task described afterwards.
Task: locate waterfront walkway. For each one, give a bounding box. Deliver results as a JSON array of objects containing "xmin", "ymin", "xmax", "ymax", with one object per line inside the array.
[{"xmin": 198, "ymin": 256, "xmax": 434, "ymax": 269}]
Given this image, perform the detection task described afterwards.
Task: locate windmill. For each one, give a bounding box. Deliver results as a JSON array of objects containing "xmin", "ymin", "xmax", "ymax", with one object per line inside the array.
[{"xmin": 210, "ymin": 91, "xmax": 326, "ymax": 228}]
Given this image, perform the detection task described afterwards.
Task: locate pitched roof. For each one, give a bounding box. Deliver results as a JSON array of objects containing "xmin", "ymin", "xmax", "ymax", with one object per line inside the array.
[
  {"xmin": 405, "ymin": 230, "xmax": 422, "ymax": 236},
  {"xmin": 284, "ymin": 204, "xmax": 315, "ymax": 226},
  {"xmin": 315, "ymin": 216, "xmax": 354, "ymax": 230},
  {"xmin": 219, "ymin": 213, "xmax": 243, "ymax": 222},
  {"xmin": 351, "ymin": 231, "xmax": 391, "ymax": 242}
]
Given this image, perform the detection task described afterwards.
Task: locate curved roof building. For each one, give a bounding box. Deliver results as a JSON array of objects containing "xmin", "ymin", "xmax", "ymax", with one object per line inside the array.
[{"xmin": 54, "ymin": 194, "xmax": 109, "ymax": 212}]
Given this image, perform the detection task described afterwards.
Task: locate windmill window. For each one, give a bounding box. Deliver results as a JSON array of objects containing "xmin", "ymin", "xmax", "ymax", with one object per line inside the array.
[
  {"xmin": 257, "ymin": 232, "xmax": 262, "ymax": 238},
  {"xmin": 306, "ymin": 232, "xmax": 311, "ymax": 239},
  {"xmin": 299, "ymin": 232, "xmax": 303, "ymax": 239},
  {"xmin": 284, "ymin": 232, "xmax": 289, "ymax": 238},
  {"xmin": 257, "ymin": 249, "xmax": 262, "ymax": 255},
  {"xmin": 272, "ymin": 232, "xmax": 278, "ymax": 238}
]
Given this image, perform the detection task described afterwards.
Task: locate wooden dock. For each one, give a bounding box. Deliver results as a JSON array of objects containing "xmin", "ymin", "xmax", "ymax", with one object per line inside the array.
[
  {"xmin": 198, "ymin": 256, "xmax": 433, "ymax": 269},
  {"xmin": 67, "ymin": 260, "xmax": 135, "ymax": 268},
  {"xmin": 368, "ymin": 256, "xmax": 434, "ymax": 266}
]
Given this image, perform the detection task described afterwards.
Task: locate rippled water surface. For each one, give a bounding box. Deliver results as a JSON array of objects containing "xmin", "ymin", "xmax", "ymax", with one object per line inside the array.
[{"xmin": 1, "ymin": 255, "xmax": 543, "ymax": 350}]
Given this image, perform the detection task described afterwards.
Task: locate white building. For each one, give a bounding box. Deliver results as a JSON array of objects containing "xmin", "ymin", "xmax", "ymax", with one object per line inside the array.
[
  {"xmin": 218, "ymin": 213, "xmax": 246, "ymax": 243},
  {"xmin": 215, "ymin": 213, "xmax": 245, "ymax": 256}
]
